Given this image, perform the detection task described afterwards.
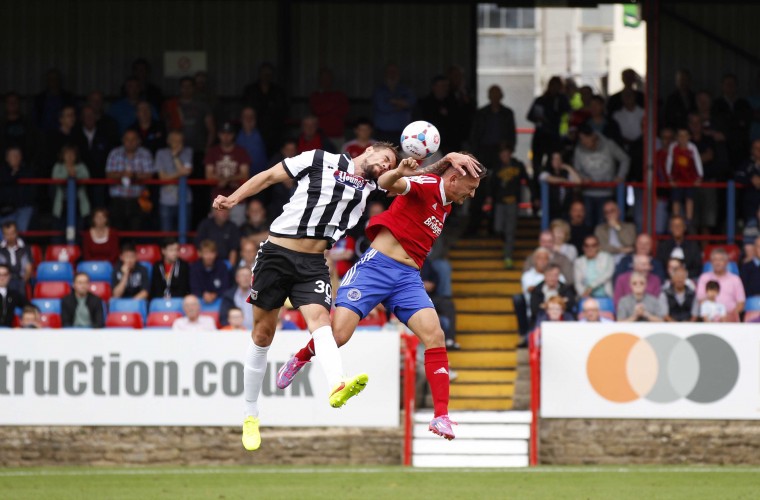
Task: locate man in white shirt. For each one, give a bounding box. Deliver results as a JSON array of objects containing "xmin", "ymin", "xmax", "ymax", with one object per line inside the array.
[{"xmin": 172, "ymin": 294, "xmax": 216, "ymax": 332}]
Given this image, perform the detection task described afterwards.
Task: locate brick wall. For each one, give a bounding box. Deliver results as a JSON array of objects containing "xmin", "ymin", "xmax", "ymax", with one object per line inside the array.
[
  {"xmin": 0, "ymin": 426, "xmax": 404, "ymax": 467},
  {"xmin": 540, "ymin": 419, "xmax": 760, "ymax": 464}
]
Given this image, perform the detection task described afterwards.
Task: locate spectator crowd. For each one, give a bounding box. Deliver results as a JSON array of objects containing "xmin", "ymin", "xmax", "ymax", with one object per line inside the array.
[{"xmin": 2, "ymin": 60, "xmax": 760, "ymax": 337}]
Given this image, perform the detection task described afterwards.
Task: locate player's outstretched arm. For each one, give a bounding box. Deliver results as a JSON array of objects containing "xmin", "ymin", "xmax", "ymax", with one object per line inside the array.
[
  {"xmin": 379, "ymin": 158, "xmax": 419, "ymax": 194},
  {"xmin": 418, "ymin": 152, "xmax": 483, "ymax": 178},
  {"xmin": 213, "ymin": 163, "xmax": 290, "ymax": 210}
]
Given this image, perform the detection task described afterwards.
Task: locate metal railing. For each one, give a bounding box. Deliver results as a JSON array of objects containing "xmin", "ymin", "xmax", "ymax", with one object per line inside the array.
[
  {"xmin": 19, "ymin": 177, "xmax": 218, "ymax": 244},
  {"xmin": 539, "ymin": 179, "xmax": 741, "ymax": 244}
]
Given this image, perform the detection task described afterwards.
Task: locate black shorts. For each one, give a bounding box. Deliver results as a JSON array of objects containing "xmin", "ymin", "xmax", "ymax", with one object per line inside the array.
[{"xmin": 248, "ymin": 240, "xmax": 332, "ymax": 311}]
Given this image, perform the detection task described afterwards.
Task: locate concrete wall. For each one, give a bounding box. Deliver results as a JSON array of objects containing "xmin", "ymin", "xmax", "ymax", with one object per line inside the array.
[
  {"xmin": 540, "ymin": 419, "xmax": 760, "ymax": 465},
  {"xmin": 0, "ymin": 426, "xmax": 404, "ymax": 467}
]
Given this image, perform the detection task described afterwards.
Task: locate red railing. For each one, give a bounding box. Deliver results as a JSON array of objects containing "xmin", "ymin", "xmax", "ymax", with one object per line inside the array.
[
  {"xmin": 528, "ymin": 328, "xmax": 541, "ymax": 466},
  {"xmin": 401, "ymin": 331, "xmax": 419, "ymax": 467}
]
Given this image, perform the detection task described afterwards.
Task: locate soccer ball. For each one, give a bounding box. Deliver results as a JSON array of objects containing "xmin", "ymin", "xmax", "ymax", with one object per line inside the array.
[{"xmin": 400, "ymin": 121, "xmax": 441, "ymax": 160}]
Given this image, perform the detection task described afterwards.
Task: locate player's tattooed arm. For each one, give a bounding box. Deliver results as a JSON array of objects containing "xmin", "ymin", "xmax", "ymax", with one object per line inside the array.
[
  {"xmin": 379, "ymin": 158, "xmax": 419, "ymax": 194},
  {"xmin": 416, "ymin": 152, "xmax": 483, "ymax": 178}
]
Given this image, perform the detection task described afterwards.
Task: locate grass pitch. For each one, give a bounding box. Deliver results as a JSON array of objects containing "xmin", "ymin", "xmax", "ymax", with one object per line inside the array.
[{"xmin": 1, "ymin": 465, "xmax": 758, "ymax": 499}]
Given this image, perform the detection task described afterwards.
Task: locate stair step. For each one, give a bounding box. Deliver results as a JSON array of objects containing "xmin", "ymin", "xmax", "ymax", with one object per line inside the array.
[
  {"xmin": 451, "ymin": 270, "xmax": 521, "ymax": 281},
  {"xmin": 457, "ymin": 333, "xmax": 519, "ymax": 349},
  {"xmin": 453, "ymin": 282, "xmax": 522, "ymax": 296},
  {"xmin": 449, "ymin": 350, "xmax": 517, "ymax": 368},
  {"xmin": 415, "ymin": 410, "xmax": 531, "ymax": 423},
  {"xmin": 458, "ymin": 314, "xmax": 517, "ymax": 332},
  {"xmin": 454, "ymin": 369, "xmax": 517, "ymax": 383},
  {"xmin": 450, "ymin": 259, "xmax": 523, "ymax": 270},
  {"xmin": 412, "ymin": 455, "xmax": 527, "ymax": 468},
  {"xmin": 454, "ymin": 297, "xmax": 514, "ymax": 313},
  {"xmin": 448, "ymin": 398, "xmax": 514, "ymax": 410},
  {"xmin": 450, "ymin": 383, "xmax": 515, "ymax": 398},
  {"xmin": 414, "ymin": 438, "xmax": 528, "ymax": 455}
]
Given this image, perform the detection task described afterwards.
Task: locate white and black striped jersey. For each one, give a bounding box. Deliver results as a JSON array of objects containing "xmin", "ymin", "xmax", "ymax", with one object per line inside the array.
[{"xmin": 269, "ymin": 150, "xmax": 380, "ymax": 246}]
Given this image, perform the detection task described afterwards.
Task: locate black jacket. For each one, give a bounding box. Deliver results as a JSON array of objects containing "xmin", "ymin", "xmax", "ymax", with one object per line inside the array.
[
  {"xmin": 150, "ymin": 259, "xmax": 191, "ymax": 299},
  {"xmin": 655, "ymin": 239, "xmax": 703, "ymax": 279},
  {"xmin": 61, "ymin": 292, "xmax": 105, "ymax": 328},
  {"xmin": 0, "ymin": 289, "xmax": 27, "ymax": 327}
]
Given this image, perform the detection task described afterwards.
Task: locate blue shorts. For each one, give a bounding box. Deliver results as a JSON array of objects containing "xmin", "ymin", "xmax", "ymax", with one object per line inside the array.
[{"xmin": 336, "ymin": 248, "xmax": 434, "ymax": 325}]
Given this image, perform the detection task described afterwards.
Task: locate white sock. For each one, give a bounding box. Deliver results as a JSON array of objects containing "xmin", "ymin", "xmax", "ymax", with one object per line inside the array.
[
  {"xmin": 244, "ymin": 341, "xmax": 270, "ymax": 418},
  {"xmin": 312, "ymin": 325, "xmax": 344, "ymax": 388}
]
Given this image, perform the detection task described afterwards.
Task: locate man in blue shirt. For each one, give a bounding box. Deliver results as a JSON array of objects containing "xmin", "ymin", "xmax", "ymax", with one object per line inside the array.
[{"xmin": 740, "ymin": 236, "xmax": 760, "ymax": 299}]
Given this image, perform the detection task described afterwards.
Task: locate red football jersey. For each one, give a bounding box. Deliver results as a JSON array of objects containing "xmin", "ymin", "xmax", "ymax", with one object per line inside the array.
[{"xmin": 366, "ymin": 174, "xmax": 452, "ymax": 268}]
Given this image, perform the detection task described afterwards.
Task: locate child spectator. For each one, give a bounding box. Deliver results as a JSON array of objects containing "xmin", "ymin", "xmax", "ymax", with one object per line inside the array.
[
  {"xmin": 342, "ymin": 118, "xmax": 376, "ymax": 159},
  {"xmin": 150, "ymin": 238, "xmax": 191, "ymax": 299},
  {"xmin": 220, "ymin": 307, "xmax": 246, "ymax": 331},
  {"xmin": 666, "ymin": 127, "xmax": 703, "ymax": 225},
  {"xmin": 112, "ymin": 243, "xmax": 150, "ymax": 300},
  {"xmin": 190, "ymin": 240, "xmax": 230, "ymax": 305},
  {"xmin": 699, "ymin": 280, "xmax": 727, "ymax": 322},
  {"xmin": 534, "ymin": 295, "xmax": 573, "ymax": 328},
  {"xmin": 19, "ymin": 305, "xmax": 42, "ymax": 329},
  {"xmin": 489, "ymin": 145, "xmax": 529, "ymax": 269}
]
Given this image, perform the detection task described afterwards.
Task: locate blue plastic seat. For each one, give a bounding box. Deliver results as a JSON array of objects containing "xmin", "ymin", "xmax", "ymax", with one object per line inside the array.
[
  {"xmin": 109, "ymin": 298, "xmax": 148, "ymax": 321},
  {"xmin": 702, "ymin": 261, "xmax": 739, "ymax": 276},
  {"xmin": 745, "ymin": 296, "xmax": 760, "ymax": 312},
  {"xmin": 31, "ymin": 298, "xmax": 62, "ymax": 314},
  {"xmin": 139, "ymin": 261, "xmax": 153, "ymax": 282},
  {"xmin": 149, "ymin": 297, "xmax": 184, "ymax": 314},
  {"xmin": 36, "ymin": 262, "xmax": 74, "ymax": 283},
  {"xmin": 579, "ymin": 297, "xmax": 616, "ymax": 315},
  {"xmin": 77, "ymin": 261, "xmax": 113, "ymax": 282},
  {"xmin": 200, "ymin": 297, "xmax": 222, "ymax": 312}
]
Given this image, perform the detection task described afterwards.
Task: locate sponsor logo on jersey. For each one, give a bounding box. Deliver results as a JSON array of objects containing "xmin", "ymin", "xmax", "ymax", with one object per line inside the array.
[
  {"xmin": 424, "ymin": 215, "xmax": 444, "ymax": 236},
  {"xmin": 432, "ymin": 203, "xmax": 437, "ymax": 210},
  {"xmin": 334, "ymin": 170, "xmax": 367, "ymax": 190},
  {"xmin": 347, "ymin": 288, "xmax": 362, "ymax": 301}
]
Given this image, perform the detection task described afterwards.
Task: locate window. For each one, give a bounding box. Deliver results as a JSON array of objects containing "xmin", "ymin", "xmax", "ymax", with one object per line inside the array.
[{"xmin": 478, "ymin": 4, "xmax": 535, "ymax": 29}]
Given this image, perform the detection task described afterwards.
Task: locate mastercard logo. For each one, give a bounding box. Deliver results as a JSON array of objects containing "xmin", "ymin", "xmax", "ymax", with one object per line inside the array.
[{"xmin": 586, "ymin": 333, "xmax": 739, "ymax": 403}]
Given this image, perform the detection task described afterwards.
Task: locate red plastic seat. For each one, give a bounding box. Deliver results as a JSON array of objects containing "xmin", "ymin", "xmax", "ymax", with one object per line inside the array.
[
  {"xmin": 136, "ymin": 244, "xmax": 162, "ymax": 264},
  {"xmin": 179, "ymin": 244, "xmax": 199, "ymax": 263},
  {"xmin": 89, "ymin": 282, "xmax": 112, "ymax": 302},
  {"xmin": 146, "ymin": 311, "xmax": 183, "ymax": 328},
  {"xmin": 279, "ymin": 309, "xmax": 307, "ymax": 330},
  {"xmin": 45, "ymin": 244, "xmax": 82, "ymax": 265},
  {"xmin": 200, "ymin": 311, "xmax": 220, "ymax": 328},
  {"xmin": 106, "ymin": 312, "xmax": 144, "ymax": 329},
  {"xmin": 703, "ymin": 244, "xmax": 740, "ymax": 263},
  {"xmin": 34, "ymin": 281, "xmax": 71, "ymax": 299},
  {"xmin": 39, "ymin": 312, "xmax": 62, "ymax": 328},
  {"xmin": 30, "ymin": 244, "xmax": 43, "ymax": 268}
]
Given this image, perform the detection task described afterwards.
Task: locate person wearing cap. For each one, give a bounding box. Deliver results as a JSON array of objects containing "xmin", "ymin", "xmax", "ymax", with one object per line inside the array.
[{"xmin": 205, "ymin": 121, "xmax": 251, "ymax": 225}]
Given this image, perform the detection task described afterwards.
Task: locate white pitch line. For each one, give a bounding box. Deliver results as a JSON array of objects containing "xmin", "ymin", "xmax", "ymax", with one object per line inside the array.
[{"xmin": 2, "ymin": 467, "xmax": 760, "ymax": 477}]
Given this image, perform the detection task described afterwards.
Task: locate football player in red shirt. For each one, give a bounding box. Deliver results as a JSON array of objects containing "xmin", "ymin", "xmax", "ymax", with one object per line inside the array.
[{"xmin": 279, "ymin": 155, "xmax": 483, "ymax": 440}]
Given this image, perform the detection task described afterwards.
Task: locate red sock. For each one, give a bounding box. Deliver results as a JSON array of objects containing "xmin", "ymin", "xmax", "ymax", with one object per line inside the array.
[
  {"xmin": 294, "ymin": 339, "xmax": 316, "ymax": 362},
  {"xmin": 424, "ymin": 347, "xmax": 450, "ymax": 417}
]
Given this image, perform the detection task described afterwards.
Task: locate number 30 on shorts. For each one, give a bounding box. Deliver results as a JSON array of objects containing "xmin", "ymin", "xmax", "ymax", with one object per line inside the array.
[{"xmin": 314, "ymin": 280, "xmax": 332, "ymax": 300}]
